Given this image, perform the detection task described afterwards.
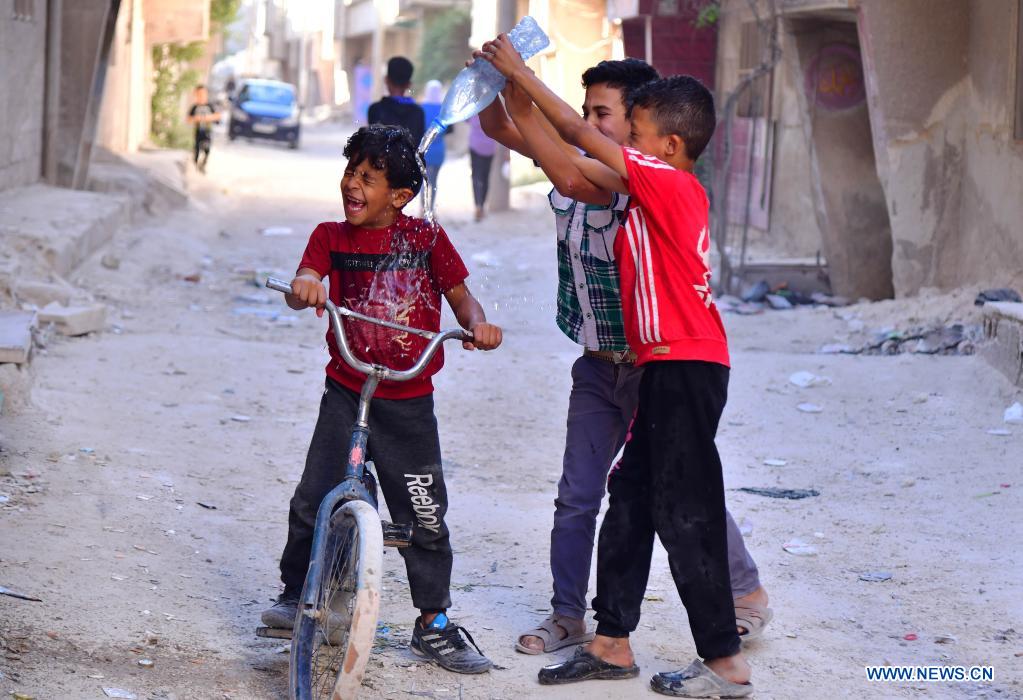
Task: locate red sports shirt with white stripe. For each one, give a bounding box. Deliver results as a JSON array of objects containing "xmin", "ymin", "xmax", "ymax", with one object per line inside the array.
[{"xmin": 614, "ymin": 146, "xmax": 730, "ymax": 368}]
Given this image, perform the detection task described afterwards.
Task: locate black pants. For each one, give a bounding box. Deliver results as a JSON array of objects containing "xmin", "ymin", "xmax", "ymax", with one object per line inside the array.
[
  {"xmin": 592, "ymin": 361, "xmax": 740, "ymax": 661},
  {"xmin": 279, "ymin": 378, "xmax": 453, "ymax": 611},
  {"xmin": 193, "ymin": 134, "xmax": 210, "ymax": 167},
  {"xmin": 469, "ymin": 149, "xmax": 493, "ymax": 208}
]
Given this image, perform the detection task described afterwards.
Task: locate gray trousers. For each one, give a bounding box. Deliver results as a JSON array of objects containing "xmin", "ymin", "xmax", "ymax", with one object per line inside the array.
[{"xmin": 551, "ymin": 355, "xmax": 760, "ymax": 620}]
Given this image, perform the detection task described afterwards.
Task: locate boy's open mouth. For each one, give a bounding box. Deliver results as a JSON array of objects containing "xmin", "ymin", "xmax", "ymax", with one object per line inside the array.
[{"xmin": 344, "ymin": 194, "xmax": 366, "ymax": 213}]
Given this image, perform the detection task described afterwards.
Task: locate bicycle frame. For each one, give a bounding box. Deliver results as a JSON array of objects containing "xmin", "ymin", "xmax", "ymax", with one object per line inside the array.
[{"xmin": 265, "ymin": 278, "xmax": 471, "ymax": 612}]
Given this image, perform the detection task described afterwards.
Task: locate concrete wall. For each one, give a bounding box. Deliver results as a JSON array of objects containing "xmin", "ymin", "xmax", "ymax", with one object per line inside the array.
[
  {"xmin": 856, "ymin": 0, "xmax": 970, "ymax": 297},
  {"xmin": 98, "ymin": 0, "xmax": 149, "ymax": 154},
  {"xmin": 788, "ymin": 17, "xmax": 893, "ymax": 299},
  {"xmin": 0, "ymin": 6, "xmax": 48, "ymax": 190},
  {"xmin": 956, "ymin": 0, "xmax": 1023, "ymax": 292}
]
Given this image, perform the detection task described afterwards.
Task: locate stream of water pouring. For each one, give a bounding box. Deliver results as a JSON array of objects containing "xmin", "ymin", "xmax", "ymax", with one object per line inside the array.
[{"xmin": 417, "ymin": 121, "xmax": 444, "ymax": 227}]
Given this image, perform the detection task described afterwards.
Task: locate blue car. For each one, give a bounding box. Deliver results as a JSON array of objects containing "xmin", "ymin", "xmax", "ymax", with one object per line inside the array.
[{"xmin": 229, "ymin": 79, "xmax": 301, "ymax": 149}]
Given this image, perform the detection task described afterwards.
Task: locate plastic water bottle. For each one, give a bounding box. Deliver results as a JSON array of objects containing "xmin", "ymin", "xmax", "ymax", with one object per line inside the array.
[
  {"xmin": 434, "ymin": 15, "xmax": 549, "ymax": 131},
  {"xmin": 418, "ymin": 16, "xmax": 549, "ymax": 224}
]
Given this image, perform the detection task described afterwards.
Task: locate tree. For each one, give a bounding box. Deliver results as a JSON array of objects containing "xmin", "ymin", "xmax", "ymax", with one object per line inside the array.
[{"xmin": 415, "ymin": 8, "xmax": 472, "ymax": 88}]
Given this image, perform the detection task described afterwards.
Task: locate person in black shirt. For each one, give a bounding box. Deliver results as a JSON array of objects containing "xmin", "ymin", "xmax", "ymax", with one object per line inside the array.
[
  {"xmin": 367, "ymin": 57, "xmax": 426, "ymax": 147},
  {"xmin": 187, "ymin": 85, "xmax": 221, "ymax": 173}
]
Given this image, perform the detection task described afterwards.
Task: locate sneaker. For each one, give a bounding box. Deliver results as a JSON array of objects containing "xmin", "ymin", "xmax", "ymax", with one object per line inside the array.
[
  {"xmin": 261, "ymin": 591, "xmax": 299, "ymax": 629},
  {"xmin": 411, "ymin": 614, "xmax": 493, "ymax": 674}
]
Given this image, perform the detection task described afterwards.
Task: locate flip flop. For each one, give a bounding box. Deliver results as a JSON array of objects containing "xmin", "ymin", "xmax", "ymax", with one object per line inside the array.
[
  {"xmin": 735, "ymin": 603, "xmax": 773, "ymax": 643},
  {"xmin": 515, "ymin": 614, "xmax": 594, "ymax": 655},
  {"xmin": 650, "ymin": 660, "xmax": 754, "ymax": 698},
  {"xmin": 538, "ymin": 647, "xmax": 640, "ymax": 685}
]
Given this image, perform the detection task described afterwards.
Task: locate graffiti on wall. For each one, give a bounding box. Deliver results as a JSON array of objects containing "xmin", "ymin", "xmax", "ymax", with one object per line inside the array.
[{"xmin": 805, "ymin": 44, "xmax": 865, "ymax": 111}]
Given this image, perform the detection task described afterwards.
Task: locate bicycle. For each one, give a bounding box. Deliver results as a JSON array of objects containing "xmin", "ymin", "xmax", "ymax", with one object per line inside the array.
[{"xmin": 258, "ymin": 277, "xmax": 473, "ymax": 700}]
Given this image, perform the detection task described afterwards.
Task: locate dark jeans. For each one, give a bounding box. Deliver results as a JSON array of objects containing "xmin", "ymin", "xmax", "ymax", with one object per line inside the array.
[
  {"xmin": 551, "ymin": 356, "xmax": 759, "ymax": 620},
  {"xmin": 193, "ymin": 134, "xmax": 210, "ymax": 167},
  {"xmin": 469, "ymin": 149, "xmax": 493, "ymax": 208},
  {"xmin": 593, "ymin": 361, "xmax": 741, "ymax": 661},
  {"xmin": 278, "ymin": 378, "xmax": 453, "ymax": 611}
]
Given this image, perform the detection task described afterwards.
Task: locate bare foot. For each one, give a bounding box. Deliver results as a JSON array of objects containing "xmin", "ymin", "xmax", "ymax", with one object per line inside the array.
[
  {"xmin": 705, "ymin": 651, "xmax": 751, "ymax": 685},
  {"xmin": 734, "ymin": 585, "xmax": 769, "ymax": 635},
  {"xmin": 519, "ymin": 615, "xmax": 586, "ymax": 652},
  {"xmin": 584, "ymin": 634, "xmax": 635, "ymax": 668}
]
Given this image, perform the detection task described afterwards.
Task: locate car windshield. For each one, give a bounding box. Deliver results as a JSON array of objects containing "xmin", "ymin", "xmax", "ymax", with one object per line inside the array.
[{"xmin": 240, "ymin": 84, "xmax": 294, "ymax": 105}]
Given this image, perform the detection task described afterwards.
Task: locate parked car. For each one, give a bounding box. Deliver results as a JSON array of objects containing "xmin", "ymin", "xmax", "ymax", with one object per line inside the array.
[{"xmin": 229, "ymin": 79, "xmax": 300, "ymax": 149}]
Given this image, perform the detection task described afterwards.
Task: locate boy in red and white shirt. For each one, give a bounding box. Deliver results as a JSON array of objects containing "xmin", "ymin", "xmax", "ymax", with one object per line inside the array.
[{"xmin": 481, "ymin": 39, "xmax": 753, "ymax": 697}]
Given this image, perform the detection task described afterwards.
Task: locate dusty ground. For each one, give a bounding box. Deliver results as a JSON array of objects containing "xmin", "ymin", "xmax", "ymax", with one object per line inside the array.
[{"xmin": 1, "ymin": 122, "xmax": 1021, "ymax": 700}]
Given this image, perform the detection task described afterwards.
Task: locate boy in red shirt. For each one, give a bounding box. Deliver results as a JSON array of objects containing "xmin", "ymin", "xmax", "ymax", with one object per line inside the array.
[
  {"xmin": 261, "ymin": 124, "xmax": 501, "ymax": 675},
  {"xmin": 480, "ymin": 40, "xmax": 753, "ymax": 697}
]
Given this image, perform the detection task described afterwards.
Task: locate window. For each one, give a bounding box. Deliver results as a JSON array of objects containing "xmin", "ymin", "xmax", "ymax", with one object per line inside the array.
[
  {"xmin": 12, "ymin": 0, "xmax": 34, "ymax": 21},
  {"xmin": 1015, "ymin": 0, "xmax": 1023, "ymax": 139},
  {"xmin": 737, "ymin": 21, "xmax": 771, "ymax": 118}
]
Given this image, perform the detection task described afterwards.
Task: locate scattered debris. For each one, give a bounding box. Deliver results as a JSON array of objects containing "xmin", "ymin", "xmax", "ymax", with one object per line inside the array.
[
  {"xmin": 797, "ymin": 403, "xmax": 823, "ymax": 413},
  {"xmin": 230, "ymin": 415, "xmax": 252, "ymax": 423},
  {"xmin": 0, "ymin": 585, "xmax": 42, "ymax": 602},
  {"xmin": 100, "ymin": 253, "xmax": 121, "ymax": 270},
  {"xmin": 38, "ymin": 302, "xmax": 107, "ymax": 336},
  {"xmin": 741, "ymin": 280, "xmax": 770, "ymax": 303},
  {"xmin": 858, "ymin": 571, "xmax": 893, "ymax": 583},
  {"xmin": 820, "ymin": 323, "xmax": 981, "ymax": 356},
  {"xmin": 934, "ymin": 634, "xmax": 957, "ymax": 644},
  {"xmin": 1004, "ymin": 402, "xmax": 1023, "ymax": 424},
  {"xmin": 903, "ymin": 633, "xmax": 918, "ymax": 641},
  {"xmin": 789, "ymin": 371, "xmax": 831, "ymax": 388},
  {"xmin": 102, "ymin": 689, "xmax": 137, "ymax": 700},
  {"xmin": 738, "ymin": 518, "xmax": 753, "ymax": 537},
  {"xmin": 261, "ymin": 226, "xmax": 294, "ymax": 237},
  {"xmin": 987, "ymin": 428, "xmax": 1012, "ymax": 436},
  {"xmin": 975, "ymin": 288, "xmax": 1021, "ymax": 306},
  {"xmin": 782, "ymin": 539, "xmax": 817, "ymax": 556},
  {"xmin": 196, "ymin": 502, "xmax": 217, "ymax": 510},
  {"xmin": 763, "ymin": 458, "xmax": 787, "ymax": 467},
  {"xmin": 137, "ymin": 659, "xmax": 154, "ymax": 668},
  {"xmin": 737, "ymin": 487, "xmax": 819, "ymax": 500}
]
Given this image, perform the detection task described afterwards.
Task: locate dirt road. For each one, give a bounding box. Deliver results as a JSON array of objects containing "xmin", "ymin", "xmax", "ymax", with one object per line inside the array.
[{"xmin": 1, "ymin": 122, "xmax": 1020, "ymax": 699}]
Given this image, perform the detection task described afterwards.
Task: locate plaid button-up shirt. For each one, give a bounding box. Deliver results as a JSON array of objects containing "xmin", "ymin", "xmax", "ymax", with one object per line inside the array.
[{"xmin": 549, "ymin": 188, "xmax": 631, "ymax": 352}]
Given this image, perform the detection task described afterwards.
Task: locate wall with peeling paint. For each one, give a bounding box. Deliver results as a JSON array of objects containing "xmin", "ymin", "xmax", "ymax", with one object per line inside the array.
[{"xmin": 717, "ymin": 0, "xmax": 1023, "ymax": 298}]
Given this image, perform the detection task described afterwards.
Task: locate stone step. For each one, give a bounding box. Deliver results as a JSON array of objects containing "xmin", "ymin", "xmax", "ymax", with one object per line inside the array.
[
  {"xmin": 0, "ymin": 183, "xmax": 132, "ymax": 278},
  {"xmin": 0, "ymin": 310, "xmax": 36, "ymax": 364}
]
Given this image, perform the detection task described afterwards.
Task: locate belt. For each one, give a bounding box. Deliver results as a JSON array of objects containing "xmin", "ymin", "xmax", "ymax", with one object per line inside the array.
[{"xmin": 584, "ymin": 349, "xmax": 638, "ymax": 364}]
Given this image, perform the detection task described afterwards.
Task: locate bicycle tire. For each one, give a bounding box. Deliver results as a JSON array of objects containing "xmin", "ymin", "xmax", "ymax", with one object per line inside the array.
[{"xmin": 291, "ymin": 499, "xmax": 383, "ymax": 700}]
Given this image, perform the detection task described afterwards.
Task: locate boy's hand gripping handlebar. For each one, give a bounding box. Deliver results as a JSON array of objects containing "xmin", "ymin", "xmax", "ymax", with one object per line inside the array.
[{"xmin": 265, "ymin": 277, "xmax": 473, "ymax": 381}]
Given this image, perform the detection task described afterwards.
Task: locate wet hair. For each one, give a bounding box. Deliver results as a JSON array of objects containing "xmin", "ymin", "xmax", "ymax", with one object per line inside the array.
[
  {"xmin": 628, "ymin": 75, "xmax": 716, "ymax": 160},
  {"xmin": 343, "ymin": 124, "xmax": 423, "ymax": 195},
  {"xmin": 581, "ymin": 58, "xmax": 660, "ymax": 105},
  {"xmin": 386, "ymin": 56, "xmax": 414, "ymax": 86}
]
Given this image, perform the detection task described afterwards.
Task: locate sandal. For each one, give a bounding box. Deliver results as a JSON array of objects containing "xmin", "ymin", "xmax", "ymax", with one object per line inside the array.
[
  {"xmin": 515, "ymin": 614, "xmax": 594, "ymax": 655},
  {"xmin": 538, "ymin": 647, "xmax": 640, "ymax": 685},
  {"xmin": 735, "ymin": 603, "xmax": 773, "ymax": 643},
  {"xmin": 651, "ymin": 660, "xmax": 754, "ymax": 698}
]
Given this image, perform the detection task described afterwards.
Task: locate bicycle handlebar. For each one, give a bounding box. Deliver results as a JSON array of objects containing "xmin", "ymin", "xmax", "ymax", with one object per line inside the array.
[{"xmin": 266, "ymin": 277, "xmax": 473, "ymax": 382}]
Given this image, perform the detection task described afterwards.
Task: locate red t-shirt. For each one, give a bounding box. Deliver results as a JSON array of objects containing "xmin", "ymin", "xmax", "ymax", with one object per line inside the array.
[
  {"xmin": 298, "ymin": 215, "xmax": 469, "ymax": 399},
  {"xmin": 614, "ymin": 147, "xmax": 730, "ymax": 368}
]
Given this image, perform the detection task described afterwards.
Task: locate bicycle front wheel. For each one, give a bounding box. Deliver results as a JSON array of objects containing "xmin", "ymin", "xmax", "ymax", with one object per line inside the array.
[{"xmin": 291, "ymin": 499, "xmax": 383, "ymax": 700}]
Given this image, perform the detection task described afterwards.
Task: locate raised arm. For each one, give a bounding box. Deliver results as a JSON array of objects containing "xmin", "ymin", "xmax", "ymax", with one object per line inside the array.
[
  {"xmin": 478, "ymin": 35, "xmax": 629, "ymax": 184},
  {"xmin": 501, "ymin": 81, "xmax": 612, "ymax": 205},
  {"xmin": 478, "ymin": 99, "xmax": 533, "ymax": 158}
]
